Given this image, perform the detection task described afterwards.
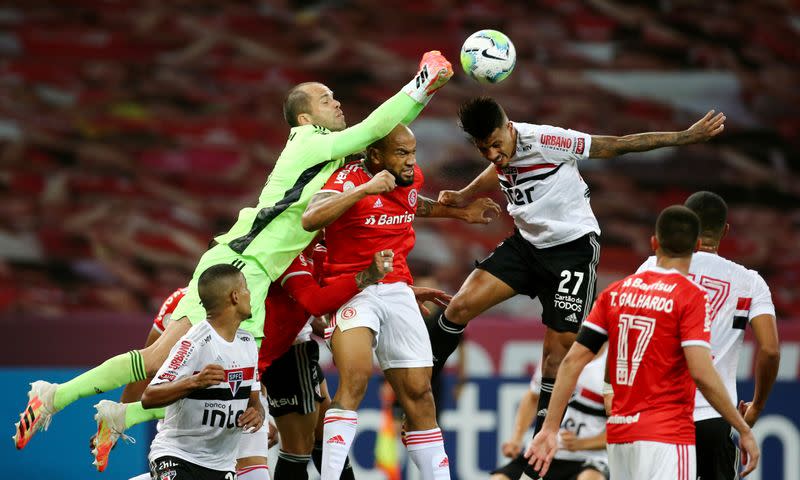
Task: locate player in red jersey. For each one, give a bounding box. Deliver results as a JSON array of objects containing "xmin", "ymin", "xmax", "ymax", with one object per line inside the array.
[
  {"xmin": 302, "ymin": 124, "xmax": 501, "ymax": 480},
  {"xmin": 526, "ymin": 206, "xmax": 759, "ymax": 480},
  {"xmin": 260, "ymin": 243, "xmax": 396, "ymax": 480}
]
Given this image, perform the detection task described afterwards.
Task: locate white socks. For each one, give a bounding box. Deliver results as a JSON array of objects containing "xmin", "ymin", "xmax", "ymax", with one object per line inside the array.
[
  {"xmin": 320, "ymin": 409, "xmax": 358, "ymax": 480},
  {"xmin": 406, "ymin": 428, "xmax": 450, "ymax": 480}
]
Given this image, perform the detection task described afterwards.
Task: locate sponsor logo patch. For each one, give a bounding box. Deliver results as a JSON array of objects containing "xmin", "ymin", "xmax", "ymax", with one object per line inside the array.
[
  {"xmin": 327, "ymin": 434, "xmax": 346, "ymax": 445},
  {"xmin": 540, "ymin": 134, "xmax": 573, "ymax": 150},
  {"xmin": 575, "ymin": 137, "xmax": 585, "ymax": 155},
  {"xmin": 168, "ymin": 340, "xmax": 194, "ymax": 370}
]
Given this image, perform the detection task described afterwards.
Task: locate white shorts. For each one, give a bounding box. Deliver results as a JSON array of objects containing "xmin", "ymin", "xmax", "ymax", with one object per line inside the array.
[
  {"xmin": 330, "ymin": 282, "xmax": 433, "ymax": 370},
  {"xmin": 607, "ymin": 441, "xmax": 695, "ymax": 480},
  {"xmin": 237, "ymin": 390, "xmax": 271, "ymax": 459}
]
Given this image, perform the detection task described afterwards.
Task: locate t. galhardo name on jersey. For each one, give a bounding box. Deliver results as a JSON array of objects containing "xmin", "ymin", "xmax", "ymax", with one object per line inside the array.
[{"xmin": 608, "ymin": 277, "xmax": 681, "ymax": 313}]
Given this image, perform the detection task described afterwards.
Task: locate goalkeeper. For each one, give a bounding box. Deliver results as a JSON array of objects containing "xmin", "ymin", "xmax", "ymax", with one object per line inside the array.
[{"xmin": 14, "ymin": 50, "xmax": 454, "ymax": 450}]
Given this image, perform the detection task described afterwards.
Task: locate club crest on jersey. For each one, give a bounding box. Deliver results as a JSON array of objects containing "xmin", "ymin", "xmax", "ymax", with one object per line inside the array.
[
  {"xmin": 408, "ymin": 189, "xmax": 418, "ymax": 207},
  {"xmin": 227, "ymin": 370, "xmax": 244, "ymax": 397},
  {"xmin": 343, "ymin": 181, "xmax": 355, "ymax": 191},
  {"xmin": 340, "ymin": 306, "xmax": 357, "ymax": 320},
  {"xmin": 159, "ymin": 470, "xmax": 177, "ymax": 480}
]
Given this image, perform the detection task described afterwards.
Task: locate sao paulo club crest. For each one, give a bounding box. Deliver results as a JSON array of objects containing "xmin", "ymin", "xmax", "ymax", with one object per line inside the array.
[{"xmin": 227, "ymin": 369, "xmax": 244, "ymax": 397}]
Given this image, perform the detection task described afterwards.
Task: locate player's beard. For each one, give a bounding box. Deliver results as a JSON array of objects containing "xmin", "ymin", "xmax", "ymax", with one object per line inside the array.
[{"xmin": 392, "ymin": 170, "xmax": 414, "ymax": 187}]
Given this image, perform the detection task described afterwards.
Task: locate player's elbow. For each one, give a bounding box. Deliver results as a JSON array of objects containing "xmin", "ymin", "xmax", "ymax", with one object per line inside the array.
[
  {"xmin": 760, "ymin": 345, "xmax": 781, "ymax": 364},
  {"xmin": 687, "ymin": 363, "xmax": 711, "ymax": 389},
  {"xmin": 301, "ymin": 211, "xmax": 322, "ymax": 232},
  {"xmin": 140, "ymin": 389, "xmax": 157, "ymax": 409}
]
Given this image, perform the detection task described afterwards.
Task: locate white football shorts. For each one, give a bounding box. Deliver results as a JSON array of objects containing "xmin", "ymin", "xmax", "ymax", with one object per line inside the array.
[
  {"xmin": 607, "ymin": 441, "xmax": 695, "ymax": 480},
  {"xmin": 329, "ymin": 282, "xmax": 433, "ymax": 370},
  {"xmin": 236, "ymin": 389, "xmax": 272, "ymax": 459}
]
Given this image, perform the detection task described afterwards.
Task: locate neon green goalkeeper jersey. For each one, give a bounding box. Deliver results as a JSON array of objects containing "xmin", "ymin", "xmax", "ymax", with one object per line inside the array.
[{"xmin": 214, "ymin": 92, "xmax": 424, "ymax": 281}]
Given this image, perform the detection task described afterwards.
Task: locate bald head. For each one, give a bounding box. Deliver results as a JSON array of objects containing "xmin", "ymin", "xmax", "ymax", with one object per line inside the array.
[
  {"xmin": 368, "ymin": 124, "xmax": 415, "ymax": 153},
  {"xmin": 283, "ymin": 82, "xmax": 317, "ymax": 127},
  {"xmin": 366, "ymin": 124, "xmax": 417, "ymax": 186},
  {"xmin": 283, "ymin": 82, "xmax": 345, "ymax": 131}
]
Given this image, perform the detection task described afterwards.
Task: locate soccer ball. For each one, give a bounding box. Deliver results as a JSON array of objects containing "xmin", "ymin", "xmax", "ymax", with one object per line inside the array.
[{"xmin": 460, "ymin": 30, "xmax": 516, "ymax": 84}]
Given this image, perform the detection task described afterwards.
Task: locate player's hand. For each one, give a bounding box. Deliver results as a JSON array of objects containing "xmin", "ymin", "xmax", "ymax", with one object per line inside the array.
[
  {"xmin": 525, "ymin": 428, "xmax": 559, "ymax": 477},
  {"xmin": 362, "ymin": 170, "xmax": 396, "ymax": 195},
  {"xmin": 738, "ymin": 400, "xmax": 762, "ymax": 427},
  {"xmin": 559, "ymin": 430, "xmax": 580, "ymax": 451},
  {"xmin": 460, "ymin": 197, "xmax": 502, "ymax": 224},
  {"xmin": 603, "ymin": 392, "xmax": 614, "ymax": 416},
  {"xmin": 417, "ymin": 50, "xmax": 453, "ymax": 95},
  {"xmin": 358, "ymin": 250, "xmax": 393, "ymax": 289},
  {"xmin": 373, "ymin": 249, "xmax": 394, "ymax": 278},
  {"xmin": 438, "ymin": 189, "xmax": 469, "ymax": 208},
  {"xmin": 403, "ymin": 50, "xmax": 453, "ymax": 102},
  {"xmin": 501, "ymin": 439, "xmax": 523, "ymax": 458},
  {"xmin": 738, "ymin": 428, "xmax": 760, "ymax": 477},
  {"xmin": 267, "ymin": 420, "xmax": 279, "ymax": 448},
  {"xmin": 193, "ymin": 364, "xmax": 226, "ymax": 388},
  {"xmin": 238, "ymin": 406, "xmax": 264, "ymax": 433},
  {"xmin": 409, "ymin": 285, "xmax": 451, "ymax": 317},
  {"xmin": 311, "ymin": 315, "xmax": 328, "ymax": 338},
  {"xmin": 685, "ymin": 109, "xmax": 726, "ymax": 142}
]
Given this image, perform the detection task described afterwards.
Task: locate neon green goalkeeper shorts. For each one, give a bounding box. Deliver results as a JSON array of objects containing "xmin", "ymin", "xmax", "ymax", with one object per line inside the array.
[{"xmin": 171, "ymin": 244, "xmax": 270, "ymax": 345}]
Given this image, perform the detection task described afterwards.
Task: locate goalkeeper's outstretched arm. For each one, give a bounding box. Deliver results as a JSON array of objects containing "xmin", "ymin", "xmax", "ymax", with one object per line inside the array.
[{"xmin": 328, "ymin": 51, "xmax": 453, "ymax": 160}]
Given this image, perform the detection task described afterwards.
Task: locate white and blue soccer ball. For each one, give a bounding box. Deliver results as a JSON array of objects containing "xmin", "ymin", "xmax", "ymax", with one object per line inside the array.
[{"xmin": 460, "ymin": 29, "xmax": 516, "ymax": 84}]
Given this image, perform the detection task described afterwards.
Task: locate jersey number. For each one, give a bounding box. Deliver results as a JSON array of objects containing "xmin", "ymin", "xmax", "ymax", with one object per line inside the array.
[
  {"xmin": 616, "ymin": 314, "xmax": 656, "ymax": 386},
  {"xmin": 502, "ymin": 185, "xmax": 535, "ymax": 206},
  {"xmin": 558, "ymin": 270, "xmax": 584, "ymax": 295},
  {"xmin": 225, "ymin": 473, "xmax": 235, "ymax": 480},
  {"xmin": 691, "ymin": 275, "xmax": 730, "ymax": 325}
]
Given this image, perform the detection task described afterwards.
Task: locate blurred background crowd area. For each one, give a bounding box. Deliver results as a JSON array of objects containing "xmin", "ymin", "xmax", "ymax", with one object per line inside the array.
[{"xmin": 1, "ymin": 0, "xmax": 798, "ymax": 319}]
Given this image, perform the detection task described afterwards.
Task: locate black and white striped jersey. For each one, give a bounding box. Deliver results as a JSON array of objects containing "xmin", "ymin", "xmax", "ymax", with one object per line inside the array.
[
  {"xmin": 148, "ymin": 321, "xmax": 259, "ymax": 471},
  {"xmin": 638, "ymin": 252, "xmax": 775, "ymax": 421},
  {"xmin": 498, "ymin": 122, "xmax": 599, "ymax": 248}
]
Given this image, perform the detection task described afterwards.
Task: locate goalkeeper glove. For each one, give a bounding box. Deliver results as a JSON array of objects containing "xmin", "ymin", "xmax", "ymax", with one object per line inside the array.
[{"xmin": 403, "ymin": 50, "xmax": 453, "ymax": 104}]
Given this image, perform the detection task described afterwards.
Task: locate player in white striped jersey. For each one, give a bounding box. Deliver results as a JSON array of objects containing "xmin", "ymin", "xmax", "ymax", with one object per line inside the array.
[
  {"xmin": 493, "ymin": 349, "xmax": 609, "ymax": 480},
  {"xmin": 142, "ymin": 264, "xmax": 263, "ymax": 480},
  {"xmin": 637, "ymin": 191, "xmax": 779, "ymax": 480},
  {"xmin": 427, "ymin": 97, "xmax": 727, "ymax": 478}
]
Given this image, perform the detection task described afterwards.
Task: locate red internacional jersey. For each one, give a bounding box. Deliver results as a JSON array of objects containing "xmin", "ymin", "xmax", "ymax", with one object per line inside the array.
[
  {"xmin": 259, "ymin": 253, "xmax": 316, "ymax": 372},
  {"xmin": 152, "ymin": 287, "xmax": 188, "ymax": 333},
  {"xmin": 583, "ymin": 267, "xmax": 711, "ymax": 445},
  {"xmin": 258, "ymin": 245, "xmax": 360, "ymax": 373},
  {"xmin": 320, "ymin": 160, "xmax": 423, "ymax": 285}
]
